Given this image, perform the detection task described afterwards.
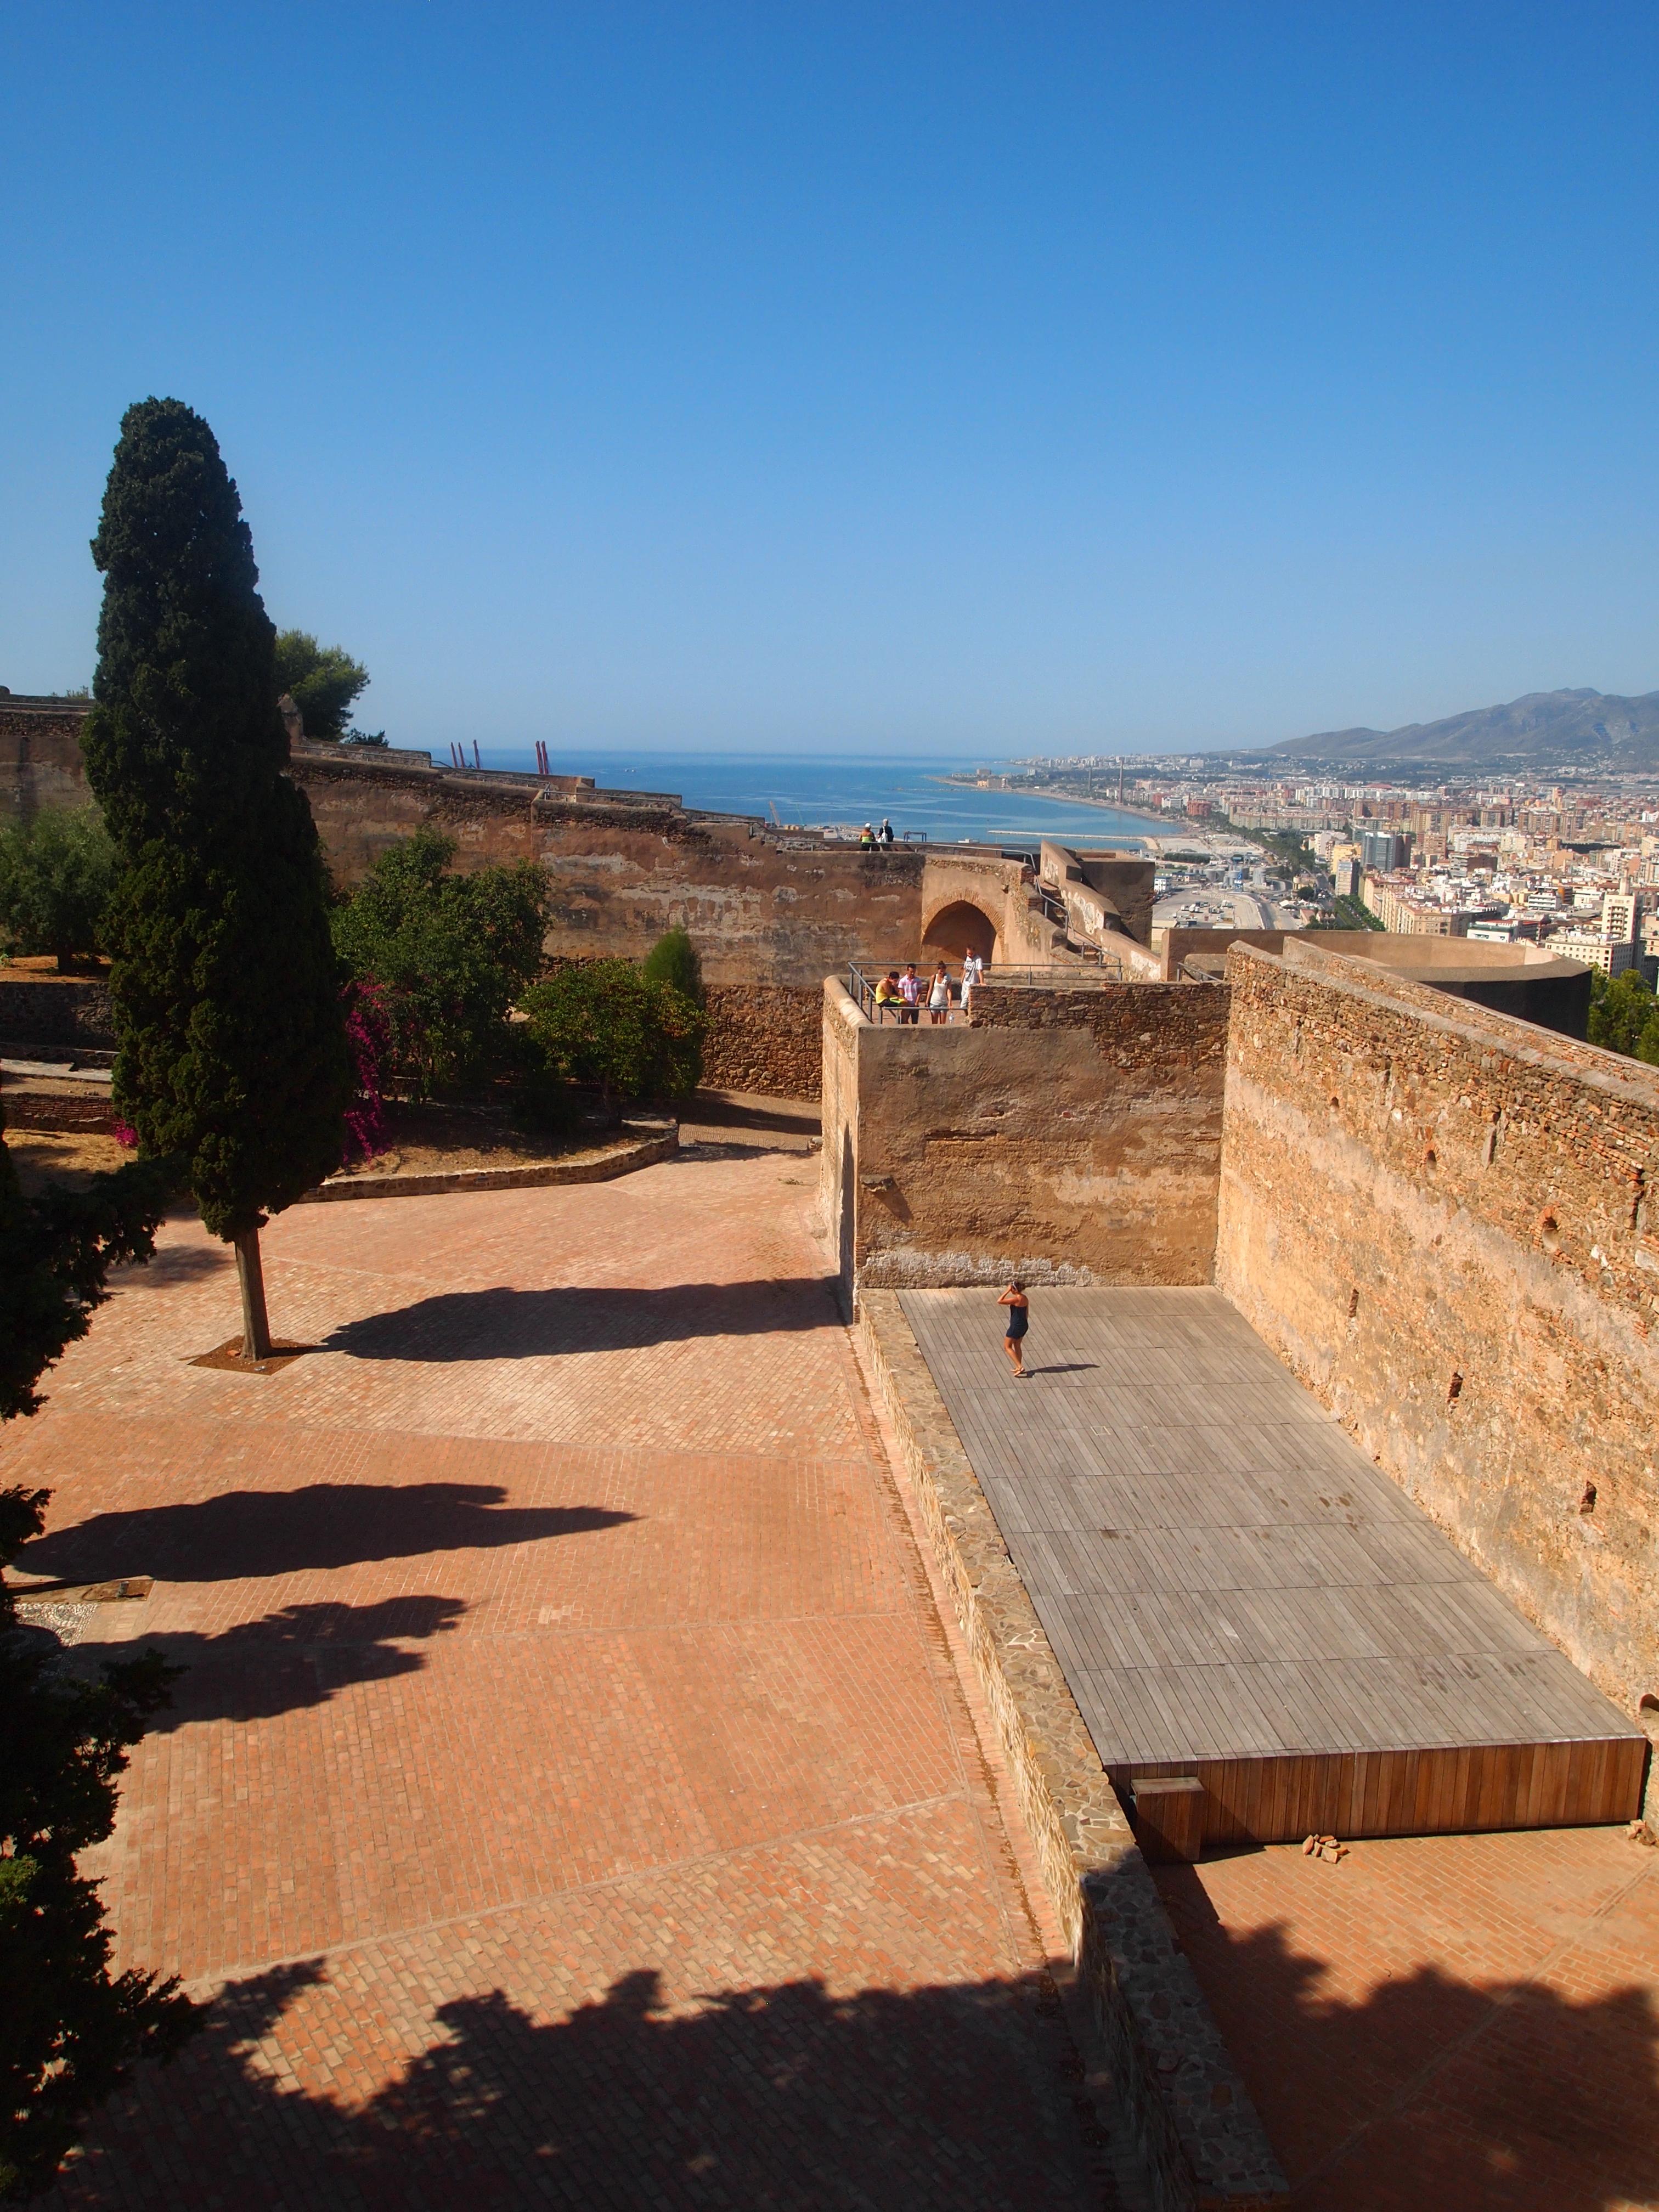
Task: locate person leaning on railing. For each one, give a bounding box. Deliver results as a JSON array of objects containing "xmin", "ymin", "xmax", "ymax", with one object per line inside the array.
[{"xmin": 873, "ymin": 969, "xmax": 901, "ymax": 1020}]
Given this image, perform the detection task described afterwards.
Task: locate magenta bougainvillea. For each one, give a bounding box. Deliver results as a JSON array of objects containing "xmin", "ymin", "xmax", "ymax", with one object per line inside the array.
[
  {"xmin": 111, "ymin": 1120, "xmax": 138, "ymax": 1150},
  {"xmin": 341, "ymin": 981, "xmax": 395, "ymax": 1164}
]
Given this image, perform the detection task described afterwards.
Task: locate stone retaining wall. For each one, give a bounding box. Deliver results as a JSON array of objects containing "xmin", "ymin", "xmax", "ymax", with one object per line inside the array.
[
  {"xmin": 1218, "ymin": 943, "xmax": 1659, "ymax": 1715},
  {"xmin": 701, "ymin": 984, "xmax": 821, "ymax": 1097},
  {"xmin": 301, "ymin": 1124, "xmax": 679, "ymax": 1200},
  {"xmin": 0, "ymin": 976, "xmax": 115, "ymax": 1049},
  {"xmin": 858, "ymin": 1289, "xmax": 1287, "ymax": 2210}
]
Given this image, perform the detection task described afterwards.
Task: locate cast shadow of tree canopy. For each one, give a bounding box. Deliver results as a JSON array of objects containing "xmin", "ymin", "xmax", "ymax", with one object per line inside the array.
[
  {"xmin": 44, "ymin": 1915, "xmax": 1659, "ymax": 2211},
  {"xmin": 18, "ymin": 1483, "xmax": 635, "ymax": 1583},
  {"xmin": 1155, "ymin": 1863, "xmax": 1659, "ymax": 2210},
  {"xmin": 48, "ymin": 1962, "xmax": 1107, "ymax": 2211},
  {"xmin": 41, "ymin": 1595, "xmax": 469, "ymax": 1733},
  {"xmin": 322, "ymin": 1277, "xmax": 841, "ymax": 1362}
]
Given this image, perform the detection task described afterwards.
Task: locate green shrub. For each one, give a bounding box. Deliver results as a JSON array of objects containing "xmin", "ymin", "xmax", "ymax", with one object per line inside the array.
[
  {"xmin": 520, "ymin": 961, "xmax": 706, "ymax": 1119},
  {"xmin": 332, "ymin": 828, "xmax": 549, "ymax": 1097},
  {"xmin": 1588, "ymin": 965, "xmax": 1659, "ymax": 1063},
  {"xmin": 0, "ymin": 809, "xmax": 118, "ymax": 970},
  {"xmin": 642, "ymin": 926, "xmax": 704, "ymax": 1005}
]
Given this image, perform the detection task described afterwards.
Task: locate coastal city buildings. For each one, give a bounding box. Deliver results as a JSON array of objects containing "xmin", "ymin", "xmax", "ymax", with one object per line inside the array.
[{"xmin": 1006, "ymin": 754, "xmax": 1659, "ymax": 979}]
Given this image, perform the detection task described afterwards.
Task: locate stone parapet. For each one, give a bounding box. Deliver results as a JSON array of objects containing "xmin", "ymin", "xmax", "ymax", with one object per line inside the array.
[
  {"xmin": 821, "ymin": 977, "xmax": 1228, "ymax": 1295},
  {"xmin": 857, "ymin": 1286, "xmax": 1288, "ymax": 2210}
]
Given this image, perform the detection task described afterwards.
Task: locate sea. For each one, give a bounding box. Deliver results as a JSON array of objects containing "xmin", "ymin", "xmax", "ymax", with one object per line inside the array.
[{"xmin": 462, "ymin": 747, "xmax": 1161, "ymax": 849}]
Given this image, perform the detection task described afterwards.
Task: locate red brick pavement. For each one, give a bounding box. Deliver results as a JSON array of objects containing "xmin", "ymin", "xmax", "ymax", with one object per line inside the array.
[
  {"xmin": 1154, "ymin": 1826, "xmax": 1659, "ymax": 2210},
  {"xmin": 9, "ymin": 1147, "xmax": 1111, "ymax": 2208}
]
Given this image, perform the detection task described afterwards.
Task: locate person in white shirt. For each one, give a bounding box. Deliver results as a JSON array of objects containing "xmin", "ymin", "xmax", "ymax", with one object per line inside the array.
[
  {"xmin": 960, "ymin": 949, "xmax": 985, "ymax": 1015},
  {"xmin": 927, "ymin": 962, "xmax": 951, "ymax": 1024},
  {"xmin": 897, "ymin": 963, "xmax": 923, "ymax": 1024}
]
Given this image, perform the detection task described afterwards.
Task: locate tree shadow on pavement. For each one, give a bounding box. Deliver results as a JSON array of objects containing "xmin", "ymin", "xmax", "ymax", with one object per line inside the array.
[
  {"xmin": 324, "ymin": 1278, "xmax": 842, "ymax": 1362},
  {"xmin": 1153, "ymin": 1863, "xmax": 1659, "ymax": 2211},
  {"xmin": 50, "ymin": 1595, "xmax": 468, "ymax": 1733},
  {"xmin": 18, "ymin": 1483, "xmax": 635, "ymax": 1583},
  {"xmin": 47, "ymin": 1962, "xmax": 1107, "ymax": 2211},
  {"xmin": 46, "ymin": 1921, "xmax": 1659, "ymax": 2212}
]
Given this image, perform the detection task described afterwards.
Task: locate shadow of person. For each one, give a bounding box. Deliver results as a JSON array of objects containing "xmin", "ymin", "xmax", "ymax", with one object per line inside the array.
[
  {"xmin": 18, "ymin": 1483, "xmax": 635, "ymax": 1584},
  {"xmin": 322, "ymin": 1277, "xmax": 840, "ymax": 1364}
]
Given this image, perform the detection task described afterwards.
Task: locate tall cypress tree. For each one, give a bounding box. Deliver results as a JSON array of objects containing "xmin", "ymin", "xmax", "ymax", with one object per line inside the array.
[{"xmin": 82, "ymin": 399, "xmax": 349, "ymax": 1359}]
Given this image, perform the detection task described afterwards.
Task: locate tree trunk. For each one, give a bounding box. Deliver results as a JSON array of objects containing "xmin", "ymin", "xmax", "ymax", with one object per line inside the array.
[{"xmin": 233, "ymin": 1226, "xmax": 273, "ymax": 1363}]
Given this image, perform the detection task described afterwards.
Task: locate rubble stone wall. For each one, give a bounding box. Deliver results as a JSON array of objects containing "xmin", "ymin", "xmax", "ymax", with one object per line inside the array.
[
  {"xmin": 701, "ymin": 984, "xmax": 822, "ymax": 1099},
  {"xmin": 1216, "ymin": 943, "xmax": 1659, "ymax": 1712}
]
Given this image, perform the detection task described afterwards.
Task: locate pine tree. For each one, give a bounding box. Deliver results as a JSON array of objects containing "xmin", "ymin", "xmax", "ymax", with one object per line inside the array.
[
  {"xmin": 82, "ymin": 399, "xmax": 350, "ymax": 1359},
  {"xmin": 642, "ymin": 926, "xmax": 704, "ymax": 1005}
]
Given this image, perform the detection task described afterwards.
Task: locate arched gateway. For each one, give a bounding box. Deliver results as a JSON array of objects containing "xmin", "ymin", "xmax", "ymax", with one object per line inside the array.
[{"xmin": 922, "ymin": 897, "xmax": 998, "ymax": 962}]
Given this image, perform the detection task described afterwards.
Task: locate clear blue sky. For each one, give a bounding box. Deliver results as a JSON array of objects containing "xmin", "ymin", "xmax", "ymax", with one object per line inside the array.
[{"xmin": 4, "ymin": 2, "xmax": 1656, "ymax": 755}]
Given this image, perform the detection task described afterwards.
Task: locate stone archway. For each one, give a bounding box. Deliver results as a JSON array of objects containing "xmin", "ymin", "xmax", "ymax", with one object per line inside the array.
[{"xmin": 922, "ymin": 898, "xmax": 998, "ymax": 963}]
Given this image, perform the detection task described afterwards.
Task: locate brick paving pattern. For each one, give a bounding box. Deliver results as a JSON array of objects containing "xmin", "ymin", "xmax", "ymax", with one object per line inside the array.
[
  {"xmin": 1154, "ymin": 1828, "xmax": 1659, "ymax": 2210},
  {"xmin": 9, "ymin": 1141, "xmax": 1109, "ymax": 2209}
]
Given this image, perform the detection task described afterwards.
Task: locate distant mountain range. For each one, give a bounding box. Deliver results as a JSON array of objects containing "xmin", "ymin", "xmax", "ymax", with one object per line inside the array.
[{"xmin": 1263, "ymin": 688, "xmax": 1659, "ymax": 769}]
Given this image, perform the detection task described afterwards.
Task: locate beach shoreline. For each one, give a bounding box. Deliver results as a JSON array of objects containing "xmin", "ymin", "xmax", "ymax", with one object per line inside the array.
[{"xmin": 930, "ymin": 774, "xmax": 1174, "ymax": 833}]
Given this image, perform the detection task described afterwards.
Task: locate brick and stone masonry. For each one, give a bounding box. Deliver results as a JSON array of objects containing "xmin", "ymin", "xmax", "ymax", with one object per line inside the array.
[
  {"xmin": 820, "ymin": 974, "xmax": 1231, "ymax": 1292},
  {"xmin": 1216, "ymin": 939, "xmax": 1659, "ymax": 1718}
]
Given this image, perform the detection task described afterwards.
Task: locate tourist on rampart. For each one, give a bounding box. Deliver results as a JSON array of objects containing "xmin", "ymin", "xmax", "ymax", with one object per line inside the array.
[
  {"xmin": 961, "ymin": 947, "xmax": 985, "ymax": 1015},
  {"xmin": 928, "ymin": 962, "xmax": 951, "ymax": 1024},
  {"xmin": 879, "ymin": 817, "xmax": 895, "ymax": 845},
  {"xmin": 998, "ymin": 1281, "xmax": 1030, "ymax": 1376},
  {"xmin": 859, "ymin": 822, "xmax": 876, "ymax": 846},
  {"xmin": 873, "ymin": 969, "xmax": 901, "ymax": 1019},
  {"xmin": 898, "ymin": 963, "xmax": 923, "ymax": 1024}
]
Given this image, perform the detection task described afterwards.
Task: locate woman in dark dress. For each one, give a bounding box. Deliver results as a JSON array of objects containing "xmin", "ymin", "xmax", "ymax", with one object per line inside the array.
[{"xmin": 997, "ymin": 1280, "xmax": 1029, "ymax": 1377}]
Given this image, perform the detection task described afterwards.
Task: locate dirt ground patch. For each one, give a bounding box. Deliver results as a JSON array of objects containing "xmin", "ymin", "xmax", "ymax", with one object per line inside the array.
[{"xmin": 8, "ymin": 1127, "xmax": 132, "ymax": 1194}]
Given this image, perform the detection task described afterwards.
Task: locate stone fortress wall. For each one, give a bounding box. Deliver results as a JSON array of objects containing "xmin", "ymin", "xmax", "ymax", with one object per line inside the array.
[
  {"xmin": 821, "ymin": 974, "xmax": 1229, "ymax": 1290},
  {"xmin": 3, "ymin": 699, "xmax": 1158, "ymax": 1096},
  {"xmin": 1216, "ymin": 939, "xmax": 1659, "ymax": 1719},
  {"xmin": 820, "ymin": 941, "xmax": 1659, "ymax": 1722}
]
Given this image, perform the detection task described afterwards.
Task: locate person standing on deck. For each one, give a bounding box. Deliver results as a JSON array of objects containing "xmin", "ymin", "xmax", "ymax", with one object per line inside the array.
[
  {"xmin": 998, "ymin": 1281, "xmax": 1029, "ymax": 1376},
  {"xmin": 961, "ymin": 947, "xmax": 985, "ymax": 1017}
]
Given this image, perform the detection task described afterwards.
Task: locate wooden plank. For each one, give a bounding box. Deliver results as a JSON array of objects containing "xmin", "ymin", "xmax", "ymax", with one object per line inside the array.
[{"xmin": 900, "ymin": 1286, "xmax": 1647, "ymax": 1839}]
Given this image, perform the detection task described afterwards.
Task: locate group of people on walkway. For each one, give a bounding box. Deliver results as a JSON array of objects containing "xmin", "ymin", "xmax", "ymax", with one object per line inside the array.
[
  {"xmin": 858, "ymin": 819, "xmax": 897, "ymax": 847},
  {"xmin": 871, "ymin": 950, "xmax": 985, "ymax": 1025}
]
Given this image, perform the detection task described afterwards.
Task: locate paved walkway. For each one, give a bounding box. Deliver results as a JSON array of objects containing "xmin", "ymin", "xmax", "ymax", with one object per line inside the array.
[
  {"xmin": 1153, "ymin": 1828, "xmax": 1659, "ymax": 2211},
  {"xmin": 9, "ymin": 1132, "xmax": 1108, "ymax": 2209}
]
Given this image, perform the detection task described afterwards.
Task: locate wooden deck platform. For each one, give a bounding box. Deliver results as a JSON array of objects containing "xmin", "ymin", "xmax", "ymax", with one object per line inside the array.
[{"xmin": 899, "ymin": 1288, "xmax": 1647, "ymax": 1847}]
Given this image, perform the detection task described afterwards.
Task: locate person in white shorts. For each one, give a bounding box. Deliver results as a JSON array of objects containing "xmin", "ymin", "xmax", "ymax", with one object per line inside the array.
[{"xmin": 960, "ymin": 949, "xmax": 985, "ymax": 1016}]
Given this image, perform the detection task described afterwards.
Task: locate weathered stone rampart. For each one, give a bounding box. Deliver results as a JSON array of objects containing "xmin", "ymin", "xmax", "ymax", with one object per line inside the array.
[
  {"xmin": 1216, "ymin": 942, "xmax": 1659, "ymax": 1713},
  {"xmin": 0, "ymin": 695, "xmax": 94, "ymax": 824},
  {"xmin": 820, "ymin": 976, "xmax": 1229, "ymax": 1290}
]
